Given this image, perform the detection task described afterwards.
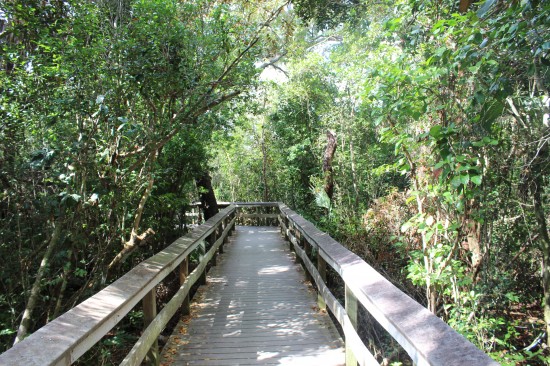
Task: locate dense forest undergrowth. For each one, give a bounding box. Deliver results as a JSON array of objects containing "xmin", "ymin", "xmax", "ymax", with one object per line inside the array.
[{"xmin": 1, "ymin": 0, "xmax": 549, "ymax": 364}]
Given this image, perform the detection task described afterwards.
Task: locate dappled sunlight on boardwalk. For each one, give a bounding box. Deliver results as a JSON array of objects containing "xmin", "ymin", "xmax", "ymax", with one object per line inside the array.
[{"xmin": 160, "ymin": 226, "xmax": 344, "ymax": 366}]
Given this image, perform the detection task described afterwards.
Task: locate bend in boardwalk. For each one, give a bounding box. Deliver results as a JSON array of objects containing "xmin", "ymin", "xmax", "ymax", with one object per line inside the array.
[{"xmin": 161, "ymin": 226, "xmax": 344, "ymax": 366}]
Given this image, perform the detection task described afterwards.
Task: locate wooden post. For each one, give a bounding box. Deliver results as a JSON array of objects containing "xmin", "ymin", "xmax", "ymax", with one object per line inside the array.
[
  {"xmin": 199, "ymin": 240, "xmax": 207, "ymax": 285},
  {"xmin": 224, "ymin": 216, "xmax": 229, "ymax": 239},
  {"xmin": 345, "ymin": 285, "xmax": 358, "ymax": 366},
  {"xmin": 179, "ymin": 257, "xmax": 190, "ymax": 315},
  {"xmin": 289, "ymin": 224, "xmax": 298, "ymax": 259},
  {"xmin": 228, "ymin": 214, "xmax": 233, "ymax": 235},
  {"xmin": 270, "ymin": 206, "xmax": 276, "ymax": 226},
  {"xmin": 317, "ymin": 252, "xmax": 327, "ymax": 311},
  {"xmin": 209, "ymin": 227, "xmax": 218, "ymax": 266},
  {"xmin": 143, "ymin": 289, "xmax": 159, "ymax": 366},
  {"xmin": 220, "ymin": 219, "xmax": 226, "ymax": 254},
  {"xmin": 303, "ymin": 237, "xmax": 313, "ymax": 283}
]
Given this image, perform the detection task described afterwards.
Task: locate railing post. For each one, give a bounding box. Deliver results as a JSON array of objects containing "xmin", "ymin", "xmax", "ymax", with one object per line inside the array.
[
  {"xmin": 220, "ymin": 219, "xmax": 226, "ymax": 254},
  {"xmin": 317, "ymin": 252, "xmax": 327, "ymax": 311},
  {"xmin": 199, "ymin": 240, "xmax": 207, "ymax": 285},
  {"xmin": 143, "ymin": 289, "xmax": 159, "ymax": 366},
  {"xmin": 345, "ymin": 285, "xmax": 358, "ymax": 366},
  {"xmin": 283, "ymin": 217, "xmax": 289, "ymax": 240},
  {"xmin": 209, "ymin": 227, "xmax": 219, "ymax": 266},
  {"xmin": 235, "ymin": 207, "xmax": 241, "ymax": 226},
  {"xmin": 288, "ymin": 223, "xmax": 297, "ymax": 257},
  {"xmin": 179, "ymin": 256, "xmax": 190, "ymax": 315},
  {"xmin": 231, "ymin": 211, "xmax": 236, "ymax": 234},
  {"xmin": 303, "ymin": 238, "xmax": 313, "ymax": 283}
]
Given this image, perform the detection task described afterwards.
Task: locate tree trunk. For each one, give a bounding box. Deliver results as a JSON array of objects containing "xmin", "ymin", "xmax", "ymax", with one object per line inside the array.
[
  {"xmin": 196, "ymin": 171, "xmax": 219, "ymax": 220},
  {"xmin": 400, "ymin": 141, "xmax": 438, "ymax": 313},
  {"xmin": 535, "ymin": 184, "xmax": 550, "ymax": 347},
  {"xmin": 261, "ymin": 126, "xmax": 269, "ymax": 202},
  {"xmin": 323, "ymin": 130, "xmax": 337, "ymax": 201},
  {"xmin": 464, "ymin": 215, "xmax": 483, "ymax": 282},
  {"xmin": 531, "ymin": 143, "xmax": 550, "ymax": 346},
  {"xmin": 107, "ymin": 173, "xmax": 156, "ymax": 272},
  {"xmin": 14, "ymin": 217, "xmax": 64, "ymax": 345},
  {"xmin": 349, "ymin": 138, "xmax": 360, "ymax": 211},
  {"xmin": 52, "ymin": 251, "xmax": 72, "ymax": 320},
  {"xmin": 459, "ymin": 0, "xmax": 472, "ymax": 13}
]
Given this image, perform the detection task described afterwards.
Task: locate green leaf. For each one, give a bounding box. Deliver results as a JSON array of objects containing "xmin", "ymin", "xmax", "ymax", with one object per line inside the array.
[
  {"xmin": 424, "ymin": 230, "xmax": 434, "ymax": 243},
  {"xmin": 460, "ymin": 174, "xmax": 470, "ymax": 185},
  {"xmin": 0, "ymin": 329, "xmax": 16, "ymax": 336},
  {"xmin": 434, "ymin": 47, "xmax": 447, "ymax": 57},
  {"xmin": 471, "ymin": 140, "xmax": 485, "ymax": 147},
  {"xmin": 477, "ymin": 0, "xmax": 496, "ymax": 18},
  {"xmin": 429, "ymin": 125, "xmax": 442, "ymax": 139},
  {"xmin": 457, "ymin": 164, "xmax": 472, "ymax": 172},
  {"xmin": 451, "ymin": 175, "xmax": 462, "ymax": 188},
  {"xmin": 471, "ymin": 175, "xmax": 482, "ymax": 185}
]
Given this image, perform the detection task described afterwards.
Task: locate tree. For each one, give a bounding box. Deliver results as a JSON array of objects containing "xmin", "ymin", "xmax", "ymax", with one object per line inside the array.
[{"xmin": 0, "ymin": 0, "xmax": 292, "ymax": 351}]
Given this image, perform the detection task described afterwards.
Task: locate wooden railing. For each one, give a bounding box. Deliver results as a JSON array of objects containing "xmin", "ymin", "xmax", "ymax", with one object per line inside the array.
[
  {"xmin": 277, "ymin": 203, "xmax": 498, "ymax": 366},
  {"xmin": 0, "ymin": 202, "xmax": 498, "ymax": 366},
  {"xmin": 0, "ymin": 204, "xmax": 242, "ymax": 366}
]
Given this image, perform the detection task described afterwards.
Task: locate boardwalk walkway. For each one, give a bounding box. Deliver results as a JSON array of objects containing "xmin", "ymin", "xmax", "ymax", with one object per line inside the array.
[{"xmin": 160, "ymin": 226, "xmax": 345, "ymax": 366}]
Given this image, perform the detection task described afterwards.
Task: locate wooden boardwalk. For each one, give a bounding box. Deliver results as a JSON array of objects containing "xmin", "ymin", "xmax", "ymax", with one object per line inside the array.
[{"xmin": 160, "ymin": 226, "xmax": 345, "ymax": 366}]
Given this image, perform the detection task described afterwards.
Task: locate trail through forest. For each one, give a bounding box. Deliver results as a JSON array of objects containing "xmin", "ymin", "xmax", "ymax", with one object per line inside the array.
[{"xmin": 0, "ymin": 0, "xmax": 548, "ymax": 364}]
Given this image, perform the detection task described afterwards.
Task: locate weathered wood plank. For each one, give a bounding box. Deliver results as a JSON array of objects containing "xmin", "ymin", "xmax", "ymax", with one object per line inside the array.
[
  {"xmin": 161, "ymin": 226, "xmax": 345, "ymax": 366},
  {"xmin": 143, "ymin": 289, "xmax": 159, "ymax": 366},
  {"xmin": 236, "ymin": 213, "xmax": 280, "ymax": 219},
  {"xmin": 345, "ymin": 285, "xmax": 358, "ymax": 366},
  {"xmin": 317, "ymin": 252, "xmax": 327, "ymax": 311},
  {"xmin": 179, "ymin": 257, "xmax": 190, "ymax": 315}
]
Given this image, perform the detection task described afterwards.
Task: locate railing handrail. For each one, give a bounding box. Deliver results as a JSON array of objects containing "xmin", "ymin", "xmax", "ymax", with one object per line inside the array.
[
  {"xmin": 192, "ymin": 201, "xmax": 280, "ymax": 208},
  {"xmin": 0, "ymin": 205, "xmax": 239, "ymax": 366},
  {"xmin": 277, "ymin": 203, "xmax": 498, "ymax": 366}
]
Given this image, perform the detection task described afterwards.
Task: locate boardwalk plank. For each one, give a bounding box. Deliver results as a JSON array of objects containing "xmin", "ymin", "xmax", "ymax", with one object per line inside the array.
[{"xmin": 161, "ymin": 226, "xmax": 345, "ymax": 366}]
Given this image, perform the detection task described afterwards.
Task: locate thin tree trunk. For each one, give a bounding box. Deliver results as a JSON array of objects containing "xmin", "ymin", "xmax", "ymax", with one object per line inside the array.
[
  {"xmin": 458, "ymin": 0, "xmax": 472, "ymax": 13},
  {"xmin": 52, "ymin": 250, "xmax": 72, "ymax": 320},
  {"xmin": 107, "ymin": 173, "xmax": 156, "ymax": 272},
  {"xmin": 531, "ymin": 142, "xmax": 550, "ymax": 345},
  {"xmin": 14, "ymin": 217, "xmax": 64, "ymax": 345},
  {"xmin": 323, "ymin": 130, "xmax": 337, "ymax": 201},
  {"xmin": 464, "ymin": 210, "xmax": 483, "ymax": 283},
  {"xmin": 349, "ymin": 138, "xmax": 360, "ymax": 210},
  {"xmin": 534, "ymin": 185, "xmax": 550, "ymax": 346},
  {"xmin": 196, "ymin": 171, "xmax": 219, "ymax": 220},
  {"xmin": 261, "ymin": 126, "xmax": 269, "ymax": 202},
  {"xmin": 400, "ymin": 140, "xmax": 438, "ymax": 313}
]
